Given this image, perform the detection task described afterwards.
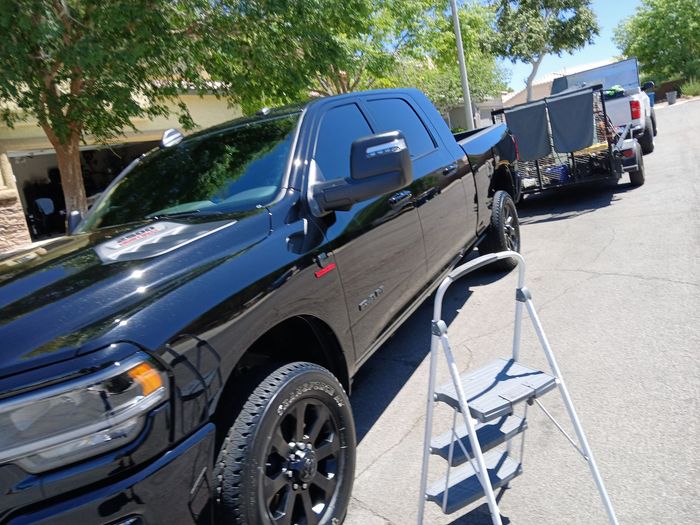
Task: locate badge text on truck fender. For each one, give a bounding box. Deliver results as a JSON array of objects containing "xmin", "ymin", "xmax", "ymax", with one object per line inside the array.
[{"xmin": 358, "ymin": 285, "xmax": 384, "ymax": 311}]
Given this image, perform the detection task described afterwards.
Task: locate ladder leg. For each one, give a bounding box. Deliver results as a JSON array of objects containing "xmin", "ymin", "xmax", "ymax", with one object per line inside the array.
[
  {"xmin": 440, "ymin": 333, "xmax": 503, "ymax": 525},
  {"xmin": 417, "ymin": 333, "xmax": 440, "ymax": 525},
  {"xmin": 524, "ymin": 298, "xmax": 619, "ymax": 525},
  {"xmin": 508, "ymin": 274, "xmax": 525, "ymax": 459},
  {"xmin": 442, "ymin": 411, "xmax": 458, "ymax": 512}
]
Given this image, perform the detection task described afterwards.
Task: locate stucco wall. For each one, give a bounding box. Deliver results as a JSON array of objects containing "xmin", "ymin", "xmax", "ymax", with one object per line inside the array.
[{"xmin": 0, "ymin": 152, "xmax": 31, "ymax": 252}]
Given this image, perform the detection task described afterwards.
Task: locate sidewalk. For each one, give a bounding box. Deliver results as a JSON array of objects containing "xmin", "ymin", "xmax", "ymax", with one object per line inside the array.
[{"xmin": 653, "ymin": 95, "xmax": 700, "ymax": 110}]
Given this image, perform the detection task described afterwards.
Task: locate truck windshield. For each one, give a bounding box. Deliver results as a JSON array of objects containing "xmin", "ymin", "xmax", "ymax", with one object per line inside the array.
[{"xmin": 79, "ymin": 113, "xmax": 300, "ymax": 231}]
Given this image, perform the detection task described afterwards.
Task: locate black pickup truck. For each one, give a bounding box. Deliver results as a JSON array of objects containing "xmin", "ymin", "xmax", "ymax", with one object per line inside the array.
[{"xmin": 0, "ymin": 89, "xmax": 520, "ymax": 525}]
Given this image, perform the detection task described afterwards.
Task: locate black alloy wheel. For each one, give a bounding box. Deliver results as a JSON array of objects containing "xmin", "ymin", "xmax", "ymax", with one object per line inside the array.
[
  {"xmin": 478, "ymin": 190, "xmax": 521, "ymax": 271},
  {"xmin": 215, "ymin": 362, "xmax": 355, "ymax": 525}
]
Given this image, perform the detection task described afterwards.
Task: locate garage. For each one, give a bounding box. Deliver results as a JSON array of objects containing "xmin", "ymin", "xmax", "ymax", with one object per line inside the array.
[{"xmin": 9, "ymin": 141, "xmax": 158, "ymax": 240}]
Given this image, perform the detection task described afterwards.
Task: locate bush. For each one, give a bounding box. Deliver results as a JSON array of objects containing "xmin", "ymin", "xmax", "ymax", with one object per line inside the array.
[{"xmin": 681, "ymin": 78, "xmax": 700, "ymax": 97}]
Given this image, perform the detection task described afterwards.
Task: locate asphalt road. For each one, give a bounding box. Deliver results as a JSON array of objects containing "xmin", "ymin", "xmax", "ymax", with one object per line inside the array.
[{"xmin": 345, "ymin": 98, "xmax": 700, "ymax": 524}]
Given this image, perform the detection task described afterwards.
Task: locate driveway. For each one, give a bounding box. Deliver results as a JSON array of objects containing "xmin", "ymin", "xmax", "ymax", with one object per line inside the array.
[{"xmin": 346, "ymin": 98, "xmax": 700, "ymax": 524}]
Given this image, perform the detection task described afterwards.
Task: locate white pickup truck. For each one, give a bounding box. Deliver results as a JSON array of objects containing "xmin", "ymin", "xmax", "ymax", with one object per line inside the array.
[{"xmin": 551, "ymin": 58, "xmax": 657, "ymax": 154}]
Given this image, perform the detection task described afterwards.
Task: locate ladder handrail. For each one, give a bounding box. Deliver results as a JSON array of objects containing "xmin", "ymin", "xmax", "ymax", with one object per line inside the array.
[{"xmin": 432, "ymin": 251, "xmax": 525, "ymax": 324}]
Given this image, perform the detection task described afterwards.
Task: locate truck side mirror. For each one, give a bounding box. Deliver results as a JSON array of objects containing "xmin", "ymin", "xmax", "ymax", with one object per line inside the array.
[
  {"xmin": 312, "ymin": 131, "xmax": 413, "ymax": 214},
  {"xmin": 642, "ymin": 81, "xmax": 655, "ymax": 92},
  {"xmin": 67, "ymin": 210, "xmax": 82, "ymax": 234}
]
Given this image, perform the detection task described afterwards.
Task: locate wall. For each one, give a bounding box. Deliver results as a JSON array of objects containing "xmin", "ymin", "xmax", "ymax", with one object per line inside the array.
[{"xmin": 0, "ymin": 151, "xmax": 31, "ymax": 252}]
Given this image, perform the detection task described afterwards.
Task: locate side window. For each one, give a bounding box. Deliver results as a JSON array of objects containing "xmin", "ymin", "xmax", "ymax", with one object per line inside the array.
[
  {"xmin": 314, "ymin": 103, "xmax": 373, "ymax": 181},
  {"xmin": 366, "ymin": 98, "xmax": 435, "ymax": 157}
]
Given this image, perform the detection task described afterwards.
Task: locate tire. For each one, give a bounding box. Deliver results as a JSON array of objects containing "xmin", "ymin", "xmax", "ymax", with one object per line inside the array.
[
  {"xmin": 478, "ymin": 190, "xmax": 521, "ymax": 271},
  {"xmin": 650, "ymin": 108, "xmax": 657, "ymax": 137},
  {"xmin": 638, "ymin": 116, "xmax": 655, "ymax": 154},
  {"xmin": 215, "ymin": 362, "xmax": 356, "ymax": 525},
  {"xmin": 629, "ymin": 143, "xmax": 645, "ymax": 186}
]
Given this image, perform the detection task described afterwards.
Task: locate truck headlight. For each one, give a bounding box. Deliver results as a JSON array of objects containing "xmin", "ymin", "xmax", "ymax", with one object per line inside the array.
[{"xmin": 0, "ymin": 354, "xmax": 168, "ymax": 473}]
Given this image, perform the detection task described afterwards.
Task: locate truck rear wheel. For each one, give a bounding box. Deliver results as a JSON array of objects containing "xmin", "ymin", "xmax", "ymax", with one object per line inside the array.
[
  {"xmin": 215, "ymin": 362, "xmax": 355, "ymax": 525},
  {"xmin": 651, "ymin": 108, "xmax": 657, "ymax": 136},
  {"xmin": 639, "ymin": 116, "xmax": 655, "ymax": 154},
  {"xmin": 478, "ymin": 190, "xmax": 521, "ymax": 271},
  {"xmin": 629, "ymin": 143, "xmax": 645, "ymax": 186}
]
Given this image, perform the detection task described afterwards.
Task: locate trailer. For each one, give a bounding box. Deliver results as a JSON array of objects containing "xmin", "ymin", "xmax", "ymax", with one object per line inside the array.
[{"xmin": 492, "ymin": 84, "xmax": 645, "ymax": 195}]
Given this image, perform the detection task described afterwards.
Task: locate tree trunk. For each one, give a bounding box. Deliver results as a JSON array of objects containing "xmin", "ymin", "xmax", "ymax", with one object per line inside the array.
[
  {"xmin": 53, "ymin": 135, "xmax": 88, "ymax": 217},
  {"xmin": 526, "ymin": 55, "xmax": 544, "ymax": 102}
]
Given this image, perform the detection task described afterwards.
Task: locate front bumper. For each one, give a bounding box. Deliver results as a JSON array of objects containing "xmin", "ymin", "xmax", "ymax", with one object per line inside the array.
[{"xmin": 6, "ymin": 423, "xmax": 215, "ymax": 525}]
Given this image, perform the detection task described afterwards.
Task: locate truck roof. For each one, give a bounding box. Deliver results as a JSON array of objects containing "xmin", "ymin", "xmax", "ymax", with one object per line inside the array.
[{"xmin": 184, "ymin": 88, "xmax": 429, "ymax": 142}]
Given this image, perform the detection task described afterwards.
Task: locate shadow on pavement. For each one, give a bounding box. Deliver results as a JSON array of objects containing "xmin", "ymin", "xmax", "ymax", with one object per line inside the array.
[
  {"xmin": 517, "ymin": 180, "xmax": 637, "ymax": 225},
  {"xmin": 446, "ymin": 504, "xmax": 511, "ymax": 525},
  {"xmin": 445, "ymin": 487, "xmax": 511, "ymax": 525},
  {"xmin": 350, "ymin": 252, "xmax": 513, "ymax": 443}
]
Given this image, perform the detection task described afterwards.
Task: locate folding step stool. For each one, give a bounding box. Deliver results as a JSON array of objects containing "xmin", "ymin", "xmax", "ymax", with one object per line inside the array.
[{"xmin": 417, "ymin": 251, "xmax": 619, "ymax": 525}]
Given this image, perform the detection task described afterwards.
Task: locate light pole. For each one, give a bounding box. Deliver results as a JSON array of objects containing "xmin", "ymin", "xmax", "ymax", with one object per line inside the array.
[{"xmin": 449, "ymin": 0, "xmax": 475, "ymax": 130}]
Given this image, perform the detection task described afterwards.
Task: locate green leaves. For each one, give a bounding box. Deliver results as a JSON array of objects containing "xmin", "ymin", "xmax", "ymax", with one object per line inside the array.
[
  {"xmin": 614, "ymin": 0, "xmax": 700, "ymax": 82},
  {"xmin": 492, "ymin": 0, "xmax": 599, "ymax": 63},
  {"xmin": 314, "ymin": 1, "xmax": 508, "ymax": 108}
]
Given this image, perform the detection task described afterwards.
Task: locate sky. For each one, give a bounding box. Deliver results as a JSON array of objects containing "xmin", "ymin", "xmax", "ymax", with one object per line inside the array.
[{"xmin": 503, "ymin": 0, "xmax": 642, "ymax": 91}]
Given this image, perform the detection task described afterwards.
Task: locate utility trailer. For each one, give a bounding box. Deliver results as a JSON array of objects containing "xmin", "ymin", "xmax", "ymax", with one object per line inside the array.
[{"xmin": 492, "ymin": 84, "xmax": 645, "ymax": 195}]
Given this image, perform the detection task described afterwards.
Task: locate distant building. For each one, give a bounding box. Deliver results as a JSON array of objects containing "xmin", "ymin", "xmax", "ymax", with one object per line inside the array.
[{"xmin": 0, "ymin": 94, "xmax": 241, "ymax": 253}]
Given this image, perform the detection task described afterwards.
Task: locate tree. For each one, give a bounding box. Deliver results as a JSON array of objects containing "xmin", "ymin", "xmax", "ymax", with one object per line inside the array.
[
  {"xmin": 614, "ymin": 0, "xmax": 700, "ymax": 83},
  {"xmin": 318, "ymin": 0, "xmax": 508, "ymax": 117},
  {"xmin": 0, "ymin": 0, "xmax": 369, "ymax": 216},
  {"xmin": 416, "ymin": 2, "xmax": 509, "ymax": 111},
  {"xmin": 312, "ymin": 0, "xmax": 437, "ymax": 95},
  {"xmin": 492, "ymin": 0, "xmax": 599, "ymax": 101}
]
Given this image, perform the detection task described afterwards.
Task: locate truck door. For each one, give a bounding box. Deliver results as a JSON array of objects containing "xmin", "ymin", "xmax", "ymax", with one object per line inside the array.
[
  {"xmin": 309, "ymin": 102, "xmax": 427, "ymax": 361},
  {"xmin": 363, "ymin": 95, "xmax": 473, "ymax": 280}
]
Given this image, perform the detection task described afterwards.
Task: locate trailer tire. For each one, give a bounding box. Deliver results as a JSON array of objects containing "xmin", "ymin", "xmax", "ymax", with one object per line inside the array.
[
  {"xmin": 215, "ymin": 362, "xmax": 355, "ymax": 525},
  {"xmin": 478, "ymin": 190, "xmax": 520, "ymax": 271},
  {"xmin": 629, "ymin": 143, "xmax": 645, "ymax": 186},
  {"xmin": 639, "ymin": 117, "xmax": 655, "ymax": 154}
]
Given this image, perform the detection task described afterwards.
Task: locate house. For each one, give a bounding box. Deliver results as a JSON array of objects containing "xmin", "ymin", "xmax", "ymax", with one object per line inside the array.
[{"xmin": 0, "ymin": 94, "xmax": 241, "ymax": 252}]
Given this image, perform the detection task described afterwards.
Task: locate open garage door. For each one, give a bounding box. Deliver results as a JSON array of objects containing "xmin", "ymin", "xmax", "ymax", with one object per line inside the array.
[{"xmin": 9, "ymin": 141, "xmax": 158, "ymax": 240}]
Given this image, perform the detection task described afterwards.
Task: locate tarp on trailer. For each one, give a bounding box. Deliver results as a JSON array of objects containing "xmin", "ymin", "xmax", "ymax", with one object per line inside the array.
[
  {"xmin": 503, "ymin": 101, "xmax": 550, "ymax": 161},
  {"xmin": 547, "ymin": 88, "xmax": 594, "ymax": 154}
]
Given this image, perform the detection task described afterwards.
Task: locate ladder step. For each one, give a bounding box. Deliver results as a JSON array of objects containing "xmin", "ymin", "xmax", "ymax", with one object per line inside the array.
[
  {"xmin": 430, "ymin": 414, "xmax": 527, "ymax": 467},
  {"xmin": 426, "ymin": 450, "xmax": 522, "ymax": 515},
  {"xmin": 435, "ymin": 358, "xmax": 556, "ymax": 423}
]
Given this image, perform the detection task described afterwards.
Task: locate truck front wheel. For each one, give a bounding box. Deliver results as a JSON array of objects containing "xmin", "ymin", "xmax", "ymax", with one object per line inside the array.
[
  {"xmin": 215, "ymin": 362, "xmax": 356, "ymax": 525},
  {"xmin": 478, "ymin": 190, "xmax": 521, "ymax": 271}
]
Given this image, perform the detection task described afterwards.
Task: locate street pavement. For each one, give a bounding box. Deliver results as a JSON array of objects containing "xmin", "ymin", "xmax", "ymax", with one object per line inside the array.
[{"xmin": 346, "ymin": 98, "xmax": 700, "ymax": 524}]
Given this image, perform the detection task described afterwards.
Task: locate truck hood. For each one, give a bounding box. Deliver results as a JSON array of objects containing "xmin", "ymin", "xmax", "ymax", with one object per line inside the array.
[{"xmin": 0, "ymin": 213, "xmax": 268, "ymax": 379}]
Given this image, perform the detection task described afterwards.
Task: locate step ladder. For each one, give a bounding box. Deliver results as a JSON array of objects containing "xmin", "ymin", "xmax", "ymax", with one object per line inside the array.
[{"xmin": 417, "ymin": 251, "xmax": 619, "ymax": 525}]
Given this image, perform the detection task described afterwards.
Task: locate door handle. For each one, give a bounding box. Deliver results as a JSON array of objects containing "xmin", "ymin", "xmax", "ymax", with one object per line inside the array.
[
  {"xmin": 388, "ymin": 190, "xmax": 413, "ymax": 209},
  {"xmin": 442, "ymin": 163, "xmax": 459, "ymax": 177}
]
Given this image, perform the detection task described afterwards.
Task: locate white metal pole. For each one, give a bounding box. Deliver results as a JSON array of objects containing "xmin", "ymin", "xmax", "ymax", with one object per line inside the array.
[
  {"xmin": 524, "ymin": 299, "xmax": 620, "ymax": 525},
  {"xmin": 449, "ymin": 0, "xmax": 475, "ymax": 131}
]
